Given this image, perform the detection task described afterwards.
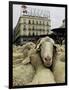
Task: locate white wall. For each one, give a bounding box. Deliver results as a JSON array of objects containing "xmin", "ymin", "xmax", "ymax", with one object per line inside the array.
[{"xmin": 0, "ymin": 0, "xmax": 69, "ymax": 90}]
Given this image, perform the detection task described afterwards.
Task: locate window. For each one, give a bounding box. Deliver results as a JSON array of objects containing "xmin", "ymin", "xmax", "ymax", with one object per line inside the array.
[
  {"xmin": 36, "ymin": 32, "xmax": 38, "ymax": 35},
  {"xmin": 28, "ymin": 20, "xmax": 31, "ymax": 24},
  {"xmin": 29, "ymin": 28, "xmax": 31, "ymax": 31},
  {"xmin": 23, "ymin": 25, "xmax": 26, "ymax": 31},
  {"xmin": 43, "ymin": 21, "xmax": 45, "ymax": 25},
  {"xmin": 16, "ymin": 29, "xmax": 20, "ymax": 36},
  {"xmin": 47, "ymin": 29, "xmax": 49, "ymax": 34},
  {"xmin": 32, "ymin": 20, "xmax": 34, "ymax": 24},
  {"xmin": 32, "ymin": 32, "xmax": 35, "ymax": 36},
  {"xmin": 36, "ymin": 21, "xmax": 38, "ymax": 24},
  {"xmin": 47, "ymin": 22, "xmax": 49, "ymax": 26},
  {"xmin": 29, "ymin": 32, "xmax": 31, "ymax": 36},
  {"xmin": 32, "ymin": 26, "xmax": 34, "ymax": 30},
  {"xmin": 40, "ymin": 29, "xmax": 41, "ymax": 31}
]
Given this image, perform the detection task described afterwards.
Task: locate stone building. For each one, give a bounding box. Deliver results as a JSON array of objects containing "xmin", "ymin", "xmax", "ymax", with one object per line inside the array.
[
  {"xmin": 14, "ymin": 16, "xmax": 51, "ymax": 45},
  {"xmin": 13, "ymin": 5, "xmax": 51, "ymax": 45}
]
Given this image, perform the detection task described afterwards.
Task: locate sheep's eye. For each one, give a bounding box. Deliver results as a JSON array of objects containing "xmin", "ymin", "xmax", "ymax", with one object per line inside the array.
[
  {"xmin": 27, "ymin": 48, "xmax": 30, "ymax": 50},
  {"xmin": 45, "ymin": 58, "xmax": 47, "ymax": 60}
]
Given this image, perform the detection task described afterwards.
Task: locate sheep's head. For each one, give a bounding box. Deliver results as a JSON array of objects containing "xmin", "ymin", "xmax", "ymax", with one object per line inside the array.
[
  {"xmin": 55, "ymin": 44, "xmax": 65, "ymax": 55},
  {"xmin": 36, "ymin": 36, "xmax": 56, "ymax": 67},
  {"xmin": 22, "ymin": 42, "xmax": 36, "ymax": 51}
]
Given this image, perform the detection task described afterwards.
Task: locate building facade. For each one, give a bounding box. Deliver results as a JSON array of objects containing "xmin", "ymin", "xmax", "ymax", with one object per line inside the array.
[{"xmin": 14, "ymin": 15, "xmax": 51, "ymax": 45}]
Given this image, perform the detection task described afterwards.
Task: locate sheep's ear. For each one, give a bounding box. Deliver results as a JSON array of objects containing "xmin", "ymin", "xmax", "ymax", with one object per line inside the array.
[
  {"xmin": 53, "ymin": 44, "xmax": 57, "ymax": 50},
  {"xmin": 53, "ymin": 44, "xmax": 57, "ymax": 47},
  {"xmin": 53, "ymin": 44, "xmax": 57, "ymax": 48},
  {"xmin": 36, "ymin": 44, "xmax": 41, "ymax": 52},
  {"xmin": 36, "ymin": 38, "xmax": 42, "ymax": 51},
  {"xmin": 22, "ymin": 57, "xmax": 30, "ymax": 65},
  {"xmin": 53, "ymin": 44, "xmax": 58, "ymax": 55}
]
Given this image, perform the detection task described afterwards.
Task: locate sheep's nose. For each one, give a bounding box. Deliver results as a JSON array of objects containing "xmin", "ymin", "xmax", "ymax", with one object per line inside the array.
[
  {"xmin": 45, "ymin": 57, "xmax": 51, "ymax": 62},
  {"xmin": 45, "ymin": 58, "xmax": 47, "ymax": 61}
]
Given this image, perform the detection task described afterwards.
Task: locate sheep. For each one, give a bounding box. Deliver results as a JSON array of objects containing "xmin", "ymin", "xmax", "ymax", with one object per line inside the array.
[
  {"xmin": 36, "ymin": 37, "xmax": 65, "ymax": 83},
  {"xmin": 36, "ymin": 36, "xmax": 56, "ymax": 67},
  {"xmin": 13, "ymin": 42, "xmax": 36, "ymax": 86},
  {"xmin": 13, "ymin": 42, "xmax": 36, "ymax": 67},
  {"xmin": 13, "ymin": 42, "xmax": 36, "ymax": 55},
  {"xmin": 24, "ymin": 49, "xmax": 56, "ymax": 85},
  {"xmin": 13, "ymin": 38, "xmax": 65, "ymax": 86},
  {"xmin": 13, "ymin": 45, "xmax": 23, "ymax": 53},
  {"xmin": 54, "ymin": 44, "xmax": 65, "ymax": 62},
  {"xmin": 22, "ymin": 42, "xmax": 36, "ymax": 59},
  {"xmin": 13, "ymin": 64, "xmax": 35, "ymax": 86},
  {"xmin": 52, "ymin": 44, "xmax": 65, "ymax": 83}
]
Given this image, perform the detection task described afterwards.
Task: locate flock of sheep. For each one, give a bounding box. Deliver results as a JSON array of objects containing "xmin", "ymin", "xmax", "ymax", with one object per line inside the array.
[{"xmin": 13, "ymin": 36, "xmax": 65, "ymax": 86}]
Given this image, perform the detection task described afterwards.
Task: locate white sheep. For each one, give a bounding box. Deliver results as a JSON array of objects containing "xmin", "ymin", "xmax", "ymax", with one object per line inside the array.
[
  {"xmin": 13, "ymin": 64, "xmax": 35, "ymax": 86},
  {"xmin": 13, "ymin": 42, "xmax": 36, "ymax": 66},
  {"xmin": 22, "ymin": 42, "xmax": 36, "ymax": 59},
  {"xmin": 36, "ymin": 36, "xmax": 55, "ymax": 67},
  {"xmin": 13, "ymin": 42, "xmax": 36, "ymax": 86},
  {"xmin": 54, "ymin": 44, "xmax": 65, "ymax": 62},
  {"xmin": 25, "ymin": 49, "xmax": 56, "ymax": 85},
  {"xmin": 13, "ymin": 42, "xmax": 36, "ymax": 55},
  {"xmin": 52, "ymin": 45, "xmax": 65, "ymax": 83}
]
